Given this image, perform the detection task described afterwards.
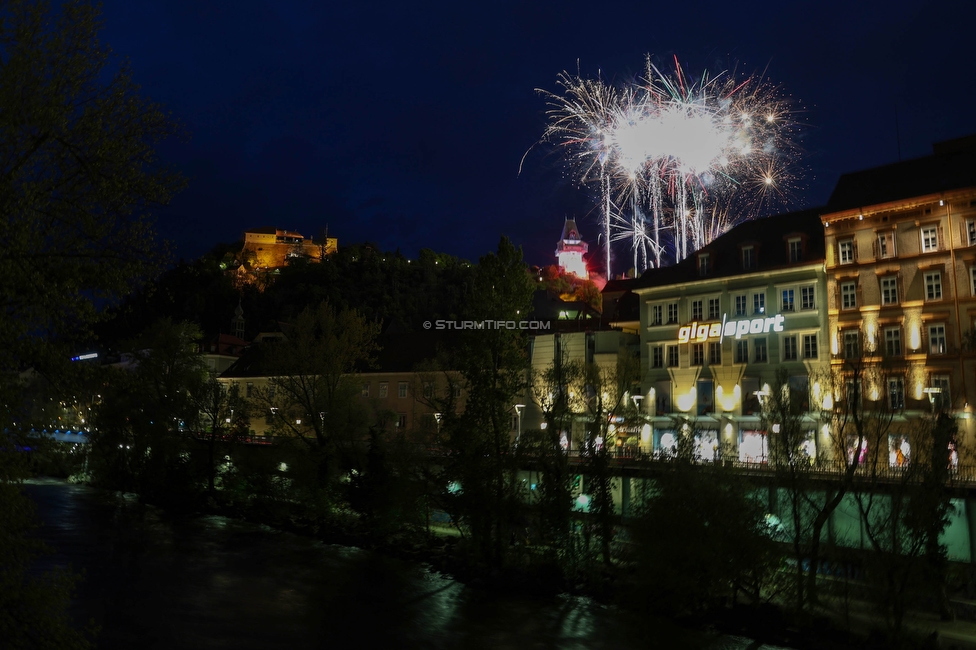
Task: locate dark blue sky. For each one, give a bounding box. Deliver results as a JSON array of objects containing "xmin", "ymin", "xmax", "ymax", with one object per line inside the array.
[{"xmin": 100, "ymin": 0, "xmax": 976, "ymax": 269}]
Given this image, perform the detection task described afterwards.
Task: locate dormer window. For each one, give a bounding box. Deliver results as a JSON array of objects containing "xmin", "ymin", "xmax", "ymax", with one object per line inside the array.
[
  {"xmin": 698, "ymin": 253, "xmax": 710, "ymax": 276},
  {"xmin": 788, "ymin": 238, "xmax": 803, "ymax": 263},
  {"xmin": 741, "ymin": 246, "xmax": 755, "ymax": 270}
]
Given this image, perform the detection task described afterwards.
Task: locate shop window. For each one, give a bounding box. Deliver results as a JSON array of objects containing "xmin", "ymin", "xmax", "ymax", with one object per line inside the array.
[
  {"xmin": 889, "ymin": 435, "xmax": 910, "ymax": 468},
  {"xmin": 739, "ymin": 430, "xmax": 768, "ymax": 463}
]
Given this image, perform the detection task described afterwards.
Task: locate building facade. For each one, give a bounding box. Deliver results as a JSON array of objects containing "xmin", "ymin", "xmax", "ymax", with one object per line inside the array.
[
  {"xmin": 631, "ymin": 209, "xmax": 829, "ymax": 461},
  {"xmin": 242, "ymin": 227, "xmax": 338, "ymax": 269}
]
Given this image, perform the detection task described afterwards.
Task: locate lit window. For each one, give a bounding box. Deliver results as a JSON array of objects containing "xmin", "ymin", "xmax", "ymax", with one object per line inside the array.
[
  {"xmin": 884, "ymin": 327, "xmax": 902, "ymax": 357},
  {"xmin": 708, "ymin": 342, "xmax": 721, "ymax": 365},
  {"xmin": 667, "ymin": 303, "xmax": 679, "ymax": 324},
  {"xmin": 692, "ymin": 343, "xmax": 705, "ymax": 366},
  {"xmin": 844, "ymin": 331, "xmax": 860, "ymax": 359},
  {"xmin": 839, "ymin": 239, "xmax": 855, "ymax": 264},
  {"xmin": 651, "ymin": 305, "xmax": 663, "ymax": 326},
  {"xmin": 877, "ymin": 231, "xmax": 895, "ymax": 259},
  {"xmin": 924, "ymin": 271, "xmax": 942, "ymax": 301},
  {"xmin": 782, "ymin": 289, "xmax": 795, "ymax": 312},
  {"xmin": 652, "ymin": 346, "xmax": 664, "ymax": 368},
  {"xmin": 788, "ymin": 238, "xmax": 802, "ymax": 263},
  {"xmin": 708, "ymin": 298, "xmax": 720, "ymax": 320},
  {"xmin": 692, "ymin": 300, "xmax": 703, "ymax": 320},
  {"xmin": 398, "ymin": 382, "xmax": 408, "ymax": 398},
  {"xmin": 801, "ymin": 286, "xmax": 815, "ymax": 310},
  {"xmin": 783, "ymin": 335, "xmax": 798, "ymax": 361},
  {"xmin": 841, "ymin": 281, "xmax": 857, "ymax": 309},
  {"xmin": 888, "ymin": 378, "xmax": 905, "ymax": 410},
  {"xmin": 928, "ymin": 324, "xmax": 946, "ymax": 355},
  {"xmin": 921, "ymin": 225, "xmax": 939, "ymax": 253},
  {"xmin": 396, "ymin": 414, "xmax": 407, "ymax": 429},
  {"xmin": 753, "ymin": 292, "xmax": 765, "ymax": 315},
  {"xmin": 666, "ymin": 345, "xmax": 679, "ymax": 368},
  {"xmin": 379, "ymin": 382, "xmax": 388, "ymax": 398},
  {"xmin": 735, "ymin": 340, "xmax": 748, "ymax": 363},
  {"xmin": 881, "ymin": 276, "xmax": 898, "ymax": 305},
  {"xmin": 803, "ymin": 334, "xmax": 818, "ymax": 359},
  {"xmin": 754, "ymin": 338, "xmax": 768, "ymax": 363}
]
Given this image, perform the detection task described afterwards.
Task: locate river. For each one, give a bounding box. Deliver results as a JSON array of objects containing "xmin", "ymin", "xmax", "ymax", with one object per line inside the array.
[{"xmin": 24, "ymin": 479, "xmax": 785, "ymax": 649}]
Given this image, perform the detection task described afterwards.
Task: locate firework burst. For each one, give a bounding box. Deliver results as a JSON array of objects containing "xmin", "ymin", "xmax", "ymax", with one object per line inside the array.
[{"xmin": 538, "ymin": 56, "xmax": 801, "ymax": 278}]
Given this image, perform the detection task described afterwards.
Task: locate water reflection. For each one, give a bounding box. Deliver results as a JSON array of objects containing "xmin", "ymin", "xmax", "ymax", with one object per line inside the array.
[{"xmin": 25, "ymin": 479, "xmax": 782, "ymax": 649}]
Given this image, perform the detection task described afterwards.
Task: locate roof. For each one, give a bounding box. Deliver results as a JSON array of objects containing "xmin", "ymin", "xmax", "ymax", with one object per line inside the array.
[
  {"xmin": 628, "ymin": 208, "xmax": 826, "ymax": 290},
  {"xmin": 827, "ymin": 134, "xmax": 976, "ymax": 211},
  {"xmin": 560, "ymin": 218, "xmax": 583, "ymax": 242}
]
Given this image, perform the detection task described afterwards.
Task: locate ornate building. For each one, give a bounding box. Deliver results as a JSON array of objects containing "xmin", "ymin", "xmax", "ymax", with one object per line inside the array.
[{"xmin": 555, "ymin": 219, "xmax": 588, "ymax": 278}]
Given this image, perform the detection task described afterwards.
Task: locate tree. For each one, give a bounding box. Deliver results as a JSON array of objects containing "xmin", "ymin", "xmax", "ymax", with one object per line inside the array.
[
  {"xmin": 0, "ymin": 0, "xmax": 185, "ymax": 371},
  {"xmin": 192, "ymin": 376, "xmax": 247, "ymax": 497},
  {"xmin": 252, "ymin": 302, "xmax": 380, "ymax": 485},
  {"xmin": 441, "ymin": 237, "xmax": 534, "ymax": 571}
]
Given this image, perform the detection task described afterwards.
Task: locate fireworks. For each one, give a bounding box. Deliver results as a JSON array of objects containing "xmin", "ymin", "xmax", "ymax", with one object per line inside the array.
[{"xmin": 539, "ymin": 56, "xmax": 800, "ymax": 278}]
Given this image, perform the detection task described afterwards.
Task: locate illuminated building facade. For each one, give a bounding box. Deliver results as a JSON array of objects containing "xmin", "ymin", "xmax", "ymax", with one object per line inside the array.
[
  {"xmin": 631, "ymin": 209, "xmax": 829, "ymax": 460},
  {"xmin": 242, "ymin": 227, "xmax": 338, "ymax": 268},
  {"xmin": 820, "ymin": 135, "xmax": 976, "ymax": 461},
  {"xmin": 555, "ymin": 219, "xmax": 589, "ymax": 278}
]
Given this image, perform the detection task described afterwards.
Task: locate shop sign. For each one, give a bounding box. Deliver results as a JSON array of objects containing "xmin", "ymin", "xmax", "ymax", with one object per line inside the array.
[{"xmin": 677, "ymin": 314, "xmax": 786, "ymax": 344}]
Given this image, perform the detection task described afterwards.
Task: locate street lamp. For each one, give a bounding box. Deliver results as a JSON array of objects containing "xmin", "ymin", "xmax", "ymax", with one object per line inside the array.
[{"xmin": 514, "ymin": 404, "xmax": 525, "ymax": 445}]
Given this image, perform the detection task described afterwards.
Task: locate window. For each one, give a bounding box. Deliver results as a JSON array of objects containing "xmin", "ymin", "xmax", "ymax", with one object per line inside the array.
[
  {"xmin": 839, "ymin": 239, "xmax": 855, "ymax": 264},
  {"xmin": 379, "ymin": 382, "xmax": 389, "ymax": 398},
  {"xmin": 652, "ymin": 346, "xmax": 664, "ymax": 368},
  {"xmin": 888, "ymin": 377, "xmax": 905, "ymax": 410},
  {"xmin": 742, "ymin": 246, "xmax": 755, "ymax": 270},
  {"xmin": 884, "ymin": 327, "xmax": 902, "ymax": 357},
  {"xmin": 803, "ymin": 334, "xmax": 818, "ymax": 359},
  {"xmin": 881, "ymin": 276, "xmax": 898, "ymax": 305},
  {"xmin": 877, "ymin": 231, "xmax": 895, "ymax": 259},
  {"xmin": 921, "ymin": 225, "xmax": 939, "ymax": 253},
  {"xmin": 801, "ymin": 286, "xmax": 816, "ymax": 310},
  {"xmin": 692, "ymin": 343, "xmax": 705, "ymax": 366},
  {"xmin": 968, "ymin": 219, "xmax": 976, "ymax": 247},
  {"xmin": 735, "ymin": 340, "xmax": 748, "ymax": 363},
  {"xmin": 398, "ymin": 381, "xmax": 408, "ymax": 398},
  {"xmin": 924, "ymin": 271, "xmax": 942, "ymax": 301},
  {"xmin": 971, "ymin": 267, "xmax": 976, "ymax": 297},
  {"xmin": 753, "ymin": 292, "xmax": 765, "ymax": 315},
  {"xmin": 845, "ymin": 377, "xmax": 861, "ymax": 408},
  {"xmin": 246, "ymin": 382, "xmax": 253, "ymax": 398},
  {"xmin": 708, "ymin": 297, "xmax": 720, "ymax": 320},
  {"xmin": 928, "ymin": 324, "xmax": 946, "ymax": 355},
  {"xmin": 666, "ymin": 345, "xmax": 679, "ymax": 368},
  {"xmin": 453, "ymin": 385, "xmax": 462, "ymax": 398},
  {"xmin": 651, "ymin": 304, "xmax": 663, "ymax": 326},
  {"xmin": 754, "ymin": 338, "xmax": 768, "ymax": 363},
  {"xmin": 396, "ymin": 414, "xmax": 407, "ymax": 429},
  {"xmin": 698, "ymin": 253, "xmax": 710, "ymax": 276},
  {"xmin": 841, "ymin": 281, "xmax": 857, "ymax": 309},
  {"xmin": 734, "ymin": 294, "xmax": 747, "ymax": 316},
  {"xmin": 423, "ymin": 382, "xmax": 433, "ymax": 399},
  {"xmin": 268, "ymin": 385, "xmax": 275, "ymax": 399},
  {"xmin": 788, "ymin": 238, "xmax": 802, "ymax": 263},
  {"xmin": 708, "ymin": 342, "xmax": 721, "ymax": 365},
  {"xmin": 361, "ymin": 383, "xmax": 369, "ymax": 398},
  {"xmin": 692, "ymin": 300, "xmax": 703, "ymax": 320},
  {"xmin": 667, "ymin": 302, "xmax": 679, "ymax": 324},
  {"xmin": 783, "ymin": 335, "xmax": 798, "ymax": 361},
  {"xmin": 844, "ymin": 331, "xmax": 860, "ymax": 359},
  {"xmin": 782, "ymin": 289, "xmax": 795, "ymax": 312}
]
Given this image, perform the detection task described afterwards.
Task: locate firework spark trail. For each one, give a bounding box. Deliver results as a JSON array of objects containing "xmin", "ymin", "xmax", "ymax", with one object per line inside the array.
[{"xmin": 538, "ymin": 55, "xmax": 800, "ymax": 277}]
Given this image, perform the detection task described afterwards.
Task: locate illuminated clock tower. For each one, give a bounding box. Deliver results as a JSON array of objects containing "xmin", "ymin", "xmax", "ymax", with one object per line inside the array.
[{"xmin": 555, "ymin": 219, "xmax": 589, "ymax": 278}]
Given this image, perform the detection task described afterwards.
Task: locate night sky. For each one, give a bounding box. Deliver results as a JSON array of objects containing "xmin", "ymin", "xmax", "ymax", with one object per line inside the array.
[{"xmin": 99, "ymin": 0, "xmax": 976, "ymax": 269}]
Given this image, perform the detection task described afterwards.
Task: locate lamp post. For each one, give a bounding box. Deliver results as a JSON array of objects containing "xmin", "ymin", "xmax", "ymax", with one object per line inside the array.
[{"xmin": 514, "ymin": 404, "xmax": 525, "ymax": 445}]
